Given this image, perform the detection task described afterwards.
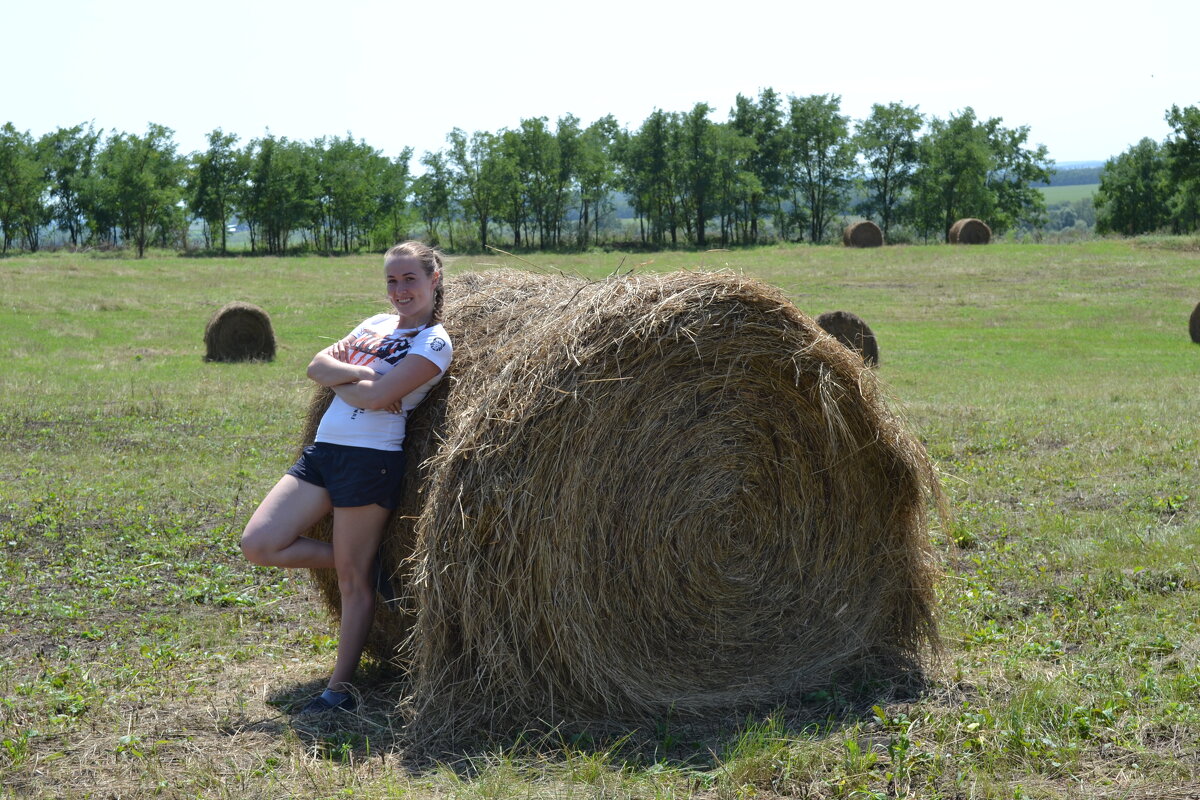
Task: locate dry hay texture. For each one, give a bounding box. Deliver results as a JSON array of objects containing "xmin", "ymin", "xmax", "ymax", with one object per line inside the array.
[
  {"xmin": 843, "ymin": 220, "xmax": 884, "ymax": 248},
  {"xmin": 816, "ymin": 310, "xmax": 880, "ymax": 366},
  {"xmin": 300, "ymin": 268, "xmax": 941, "ymax": 736},
  {"xmin": 1191, "ymin": 302, "xmax": 1200, "ymax": 343},
  {"xmin": 204, "ymin": 301, "xmax": 276, "ymax": 362},
  {"xmin": 948, "ymin": 218, "xmax": 992, "ymax": 245}
]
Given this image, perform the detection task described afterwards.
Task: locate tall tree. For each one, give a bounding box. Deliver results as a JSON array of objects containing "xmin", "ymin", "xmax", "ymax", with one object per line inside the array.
[
  {"xmin": 729, "ymin": 88, "xmax": 787, "ymax": 243},
  {"xmin": 376, "ymin": 148, "xmax": 414, "ymax": 247},
  {"xmin": 447, "ymin": 128, "xmax": 503, "ymax": 250},
  {"xmin": 983, "ymin": 119, "xmax": 1053, "ymax": 233},
  {"xmin": 1165, "ymin": 104, "xmax": 1200, "ymax": 232},
  {"xmin": 855, "ymin": 102, "xmax": 923, "ymax": 240},
  {"xmin": 710, "ymin": 123, "xmax": 758, "ymax": 246},
  {"xmin": 551, "ymin": 114, "xmax": 582, "ymax": 248},
  {"xmin": 187, "ymin": 128, "xmax": 245, "ymax": 253},
  {"xmin": 414, "ymin": 150, "xmax": 454, "ymax": 248},
  {"xmin": 38, "ymin": 124, "xmax": 101, "ymax": 247},
  {"xmin": 618, "ymin": 109, "xmax": 675, "ymax": 246},
  {"xmin": 676, "ymin": 103, "xmax": 718, "ymax": 246},
  {"xmin": 239, "ymin": 135, "xmax": 314, "ymax": 255},
  {"xmin": 785, "ymin": 94, "xmax": 856, "ymax": 243},
  {"xmin": 0, "ymin": 123, "xmax": 49, "ymax": 252},
  {"xmin": 907, "ymin": 108, "xmax": 993, "ymax": 242},
  {"xmin": 575, "ymin": 115, "xmax": 619, "ymax": 248},
  {"xmin": 1094, "ymin": 138, "xmax": 1171, "ymax": 236},
  {"xmin": 96, "ymin": 124, "xmax": 184, "ymax": 257}
]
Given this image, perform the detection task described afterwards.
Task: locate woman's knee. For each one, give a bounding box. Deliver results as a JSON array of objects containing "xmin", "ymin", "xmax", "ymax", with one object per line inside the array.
[
  {"xmin": 240, "ymin": 523, "xmax": 275, "ymax": 565},
  {"xmin": 336, "ymin": 565, "xmax": 373, "ymax": 602}
]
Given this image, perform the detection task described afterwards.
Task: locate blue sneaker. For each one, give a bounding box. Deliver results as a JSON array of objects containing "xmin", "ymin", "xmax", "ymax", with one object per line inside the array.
[{"xmin": 296, "ymin": 691, "xmax": 357, "ymax": 715}]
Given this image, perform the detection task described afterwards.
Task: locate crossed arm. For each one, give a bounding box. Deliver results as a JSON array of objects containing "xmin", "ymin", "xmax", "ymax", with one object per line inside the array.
[{"xmin": 307, "ymin": 337, "xmax": 441, "ymax": 412}]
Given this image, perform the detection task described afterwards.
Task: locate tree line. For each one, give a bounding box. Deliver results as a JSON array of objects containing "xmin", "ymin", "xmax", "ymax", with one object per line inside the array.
[
  {"xmin": 1093, "ymin": 105, "xmax": 1200, "ymax": 236},
  {"xmin": 0, "ymin": 90, "xmax": 1058, "ymax": 256}
]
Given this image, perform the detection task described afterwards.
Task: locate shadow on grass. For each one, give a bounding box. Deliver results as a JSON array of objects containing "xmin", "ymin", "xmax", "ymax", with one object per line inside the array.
[{"xmin": 259, "ymin": 668, "xmax": 931, "ymax": 777}]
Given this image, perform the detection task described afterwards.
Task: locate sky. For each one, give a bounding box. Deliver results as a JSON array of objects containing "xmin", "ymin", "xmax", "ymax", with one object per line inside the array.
[{"xmin": 5, "ymin": 0, "xmax": 1197, "ymax": 168}]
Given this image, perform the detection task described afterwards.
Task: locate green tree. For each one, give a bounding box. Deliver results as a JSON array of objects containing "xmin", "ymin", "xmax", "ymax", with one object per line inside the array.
[
  {"xmin": 855, "ymin": 102, "xmax": 923, "ymax": 240},
  {"xmin": 785, "ymin": 94, "xmax": 856, "ymax": 243},
  {"xmin": 495, "ymin": 128, "xmax": 529, "ymax": 248},
  {"xmin": 376, "ymin": 149, "xmax": 414, "ymax": 248},
  {"xmin": 710, "ymin": 123, "xmax": 758, "ymax": 246},
  {"xmin": 187, "ymin": 128, "xmax": 245, "ymax": 253},
  {"xmin": 517, "ymin": 117, "xmax": 558, "ymax": 249},
  {"xmin": 907, "ymin": 108, "xmax": 993, "ymax": 242},
  {"xmin": 96, "ymin": 124, "xmax": 184, "ymax": 257},
  {"xmin": 240, "ymin": 135, "xmax": 314, "ymax": 255},
  {"xmin": 676, "ymin": 103, "xmax": 718, "ymax": 246},
  {"xmin": 551, "ymin": 114, "xmax": 582, "ymax": 248},
  {"xmin": 0, "ymin": 123, "xmax": 49, "ymax": 252},
  {"xmin": 313, "ymin": 134, "xmax": 388, "ymax": 252},
  {"xmin": 38, "ymin": 124, "xmax": 102, "ymax": 247},
  {"xmin": 1164, "ymin": 104, "xmax": 1200, "ymax": 232},
  {"xmin": 1094, "ymin": 138, "xmax": 1171, "ymax": 236},
  {"xmin": 576, "ymin": 115, "xmax": 618, "ymax": 248},
  {"xmin": 729, "ymin": 88, "xmax": 787, "ymax": 242},
  {"xmin": 414, "ymin": 150, "xmax": 454, "ymax": 248},
  {"xmin": 618, "ymin": 109, "xmax": 678, "ymax": 246},
  {"xmin": 447, "ymin": 128, "xmax": 504, "ymax": 250},
  {"xmin": 983, "ymin": 119, "xmax": 1053, "ymax": 233}
]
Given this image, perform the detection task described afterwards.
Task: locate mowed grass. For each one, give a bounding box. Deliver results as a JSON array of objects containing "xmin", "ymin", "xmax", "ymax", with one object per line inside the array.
[
  {"xmin": 1, "ymin": 240, "xmax": 1198, "ymax": 798},
  {"xmin": 1039, "ymin": 184, "xmax": 1099, "ymax": 205}
]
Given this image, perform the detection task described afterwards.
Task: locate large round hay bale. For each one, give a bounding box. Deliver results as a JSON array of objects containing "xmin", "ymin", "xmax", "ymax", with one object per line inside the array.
[
  {"xmin": 1191, "ymin": 302, "xmax": 1200, "ymax": 344},
  {"xmin": 816, "ymin": 310, "xmax": 880, "ymax": 366},
  {"xmin": 948, "ymin": 218, "xmax": 991, "ymax": 244},
  {"xmin": 300, "ymin": 269, "xmax": 940, "ymax": 736},
  {"xmin": 843, "ymin": 220, "xmax": 884, "ymax": 248},
  {"xmin": 204, "ymin": 301, "xmax": 276, "ymax": 362}
]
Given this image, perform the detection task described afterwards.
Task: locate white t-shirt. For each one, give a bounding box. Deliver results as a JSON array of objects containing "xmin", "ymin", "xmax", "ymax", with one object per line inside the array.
[{"xmin": 314, "ymin": 314, "xmax": 453, "ymax": 451}]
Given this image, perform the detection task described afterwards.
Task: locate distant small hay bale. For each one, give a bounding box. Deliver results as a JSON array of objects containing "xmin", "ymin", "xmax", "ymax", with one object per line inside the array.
[
  {"xmin": 816, "ymin": 310, "xmax": 880, "ymax": 366},
  {"xmin": 948, "ymin": 218, "xmax": 991, "ymax": 245},
  {"xmin": 1191, "ymin": 302, "xmax": 1200, "ymax": 344},
  {"xmin": 843, "ymin": 220, "xmax": 884, "ymax": 248},
  {"xmin": 300, "ymin": 269, "xmax": 940, "ymax": 738},
  {"xmin": 204, "ymin": 302, "xmax": 276, "ymax": 362}
]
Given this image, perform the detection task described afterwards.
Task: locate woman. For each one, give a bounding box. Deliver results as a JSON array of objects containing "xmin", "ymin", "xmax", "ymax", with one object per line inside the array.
[{"xmin": 240, "ymin": 241, "xmax": 452, "ymax": 714}]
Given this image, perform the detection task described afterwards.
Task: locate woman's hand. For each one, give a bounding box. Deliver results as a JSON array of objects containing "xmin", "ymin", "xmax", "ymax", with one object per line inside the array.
[{"xmin": 307, "ymin": 337, "xmax": 376, "ymax": 387}]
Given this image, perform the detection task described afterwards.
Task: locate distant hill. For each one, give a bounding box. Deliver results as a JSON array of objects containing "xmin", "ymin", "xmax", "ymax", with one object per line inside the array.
[{"xmin": 1039, "ymin": 162, "xmax": 1104, "ymax": 187}]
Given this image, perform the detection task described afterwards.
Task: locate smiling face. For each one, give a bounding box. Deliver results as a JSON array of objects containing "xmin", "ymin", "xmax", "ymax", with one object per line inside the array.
[{"xmin": 385, "ymin": 255, "xmax": 440, "ymax": 328}]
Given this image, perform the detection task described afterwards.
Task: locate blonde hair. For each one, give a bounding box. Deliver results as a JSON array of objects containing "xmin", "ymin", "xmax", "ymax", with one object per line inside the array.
[{"xmin": 385, "ymin": 240, "xmax": 445, "ymax": 323}]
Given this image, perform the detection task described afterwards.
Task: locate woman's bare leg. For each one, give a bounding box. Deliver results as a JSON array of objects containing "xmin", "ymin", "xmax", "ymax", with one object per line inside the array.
[
  {"xmin": 327, "ymin": 503, "xmax": 392, "ymax": 690},
  {"xmin": 241, "ymin": 476, "xmax": 335, "ymax": 569}
]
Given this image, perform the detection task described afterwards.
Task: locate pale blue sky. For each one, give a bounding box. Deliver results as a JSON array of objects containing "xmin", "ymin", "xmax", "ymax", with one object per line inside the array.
[{"xmin": 5, "ymin": 0, "xmax": 1197, "ymax": 166}]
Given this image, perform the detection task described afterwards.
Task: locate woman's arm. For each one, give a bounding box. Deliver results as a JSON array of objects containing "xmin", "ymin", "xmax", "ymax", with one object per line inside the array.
[
  {"xmin": 307, "ymin": 336, "xmax": 376, "ymax": 387},
  {"xmin": 330, "ymin": 354, "xmax": 442, "ymax": 411}
]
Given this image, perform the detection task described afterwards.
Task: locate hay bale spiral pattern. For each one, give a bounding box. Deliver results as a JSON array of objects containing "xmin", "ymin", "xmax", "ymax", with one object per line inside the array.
[
  {"xmin": 843, "ymin": 220, "xmax": 884, "ymax": 248},
  {"xmin": 301, "ymin": 269, "xmax": 939, "ymax": 735},
  {"xmin": 204, "ymin": 302, "xmax": 276, "ymax": 362},
  {"xmin": 948, "ymin": 218, "xmax": 991, "ymax": 244},
  {"xmin": 816, "ymin": 310, "xmax": 880, "ymax": 366}
]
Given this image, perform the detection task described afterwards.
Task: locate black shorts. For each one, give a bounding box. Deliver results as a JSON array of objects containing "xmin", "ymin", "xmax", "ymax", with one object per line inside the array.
[{"xmin": 285, "ymin": 442, "xmax": 406, "ymax": 509}]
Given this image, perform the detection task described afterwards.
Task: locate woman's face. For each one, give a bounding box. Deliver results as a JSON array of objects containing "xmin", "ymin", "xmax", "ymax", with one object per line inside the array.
[{"xmin": 385, "ymin": 255, "xmax": 439, "ymax": 327}]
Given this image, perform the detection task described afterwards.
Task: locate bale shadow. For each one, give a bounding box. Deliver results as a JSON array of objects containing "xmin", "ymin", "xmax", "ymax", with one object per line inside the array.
[{"xmin": 389, "ymin": 670, "xmax": 931, "ymax": 776}]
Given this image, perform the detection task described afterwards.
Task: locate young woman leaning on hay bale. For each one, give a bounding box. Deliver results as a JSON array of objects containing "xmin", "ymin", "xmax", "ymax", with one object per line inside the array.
[{"xmin": 240, "ymin": 241, "xmax": 452, "ymax": 715}]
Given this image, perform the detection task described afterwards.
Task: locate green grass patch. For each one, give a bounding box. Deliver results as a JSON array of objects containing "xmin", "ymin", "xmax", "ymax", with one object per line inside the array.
[
  {"xmin": 1039, "ymin": 184, "xmax": 1099, "ymax": 205},
  {"xmin": 2, "ymin": 241, "xmax": 1198, "ymax": 798}
]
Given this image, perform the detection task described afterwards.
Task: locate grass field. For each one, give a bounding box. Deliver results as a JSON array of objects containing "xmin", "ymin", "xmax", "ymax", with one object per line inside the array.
[
  {"xmin": 2, "ymin": 239, "xmax": 1199, "ymax": 798},
  {"xmin": 1039, "ymin": 184, "xmax": 1100, "ymax": 205}
]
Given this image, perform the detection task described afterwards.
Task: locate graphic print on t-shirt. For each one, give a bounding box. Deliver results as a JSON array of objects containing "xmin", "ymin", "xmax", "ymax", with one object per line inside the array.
[{"xmin": 345, "ymin": 331, "xmax": 413, "ymax": 368}]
